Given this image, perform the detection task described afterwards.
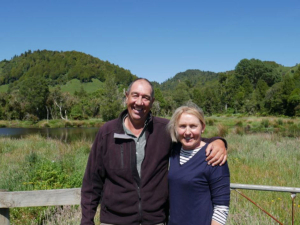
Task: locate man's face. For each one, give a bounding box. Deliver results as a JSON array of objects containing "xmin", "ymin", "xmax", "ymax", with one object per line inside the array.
[{"xmin": 126, "ymin": 80, "xmax": 154, "ymax": 125}]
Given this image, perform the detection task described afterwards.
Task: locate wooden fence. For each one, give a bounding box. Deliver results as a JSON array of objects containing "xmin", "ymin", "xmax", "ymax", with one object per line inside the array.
[
  {"xmin": 1, "ymin": 184, "xmax": 300, "ymax": 225},
  {"xmin": 0, "ymin": 188, "xmax": 81, "ymax": 225}
]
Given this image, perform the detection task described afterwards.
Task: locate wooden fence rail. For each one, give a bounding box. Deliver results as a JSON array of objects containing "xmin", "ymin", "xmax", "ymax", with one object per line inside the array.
[
  {"xmin": 0, "ymin": 188, "xmax": 81, "ymax": 225},
  {"xmin": 1, "ymin": 184, "xmax": 299, "ymax": 225}
]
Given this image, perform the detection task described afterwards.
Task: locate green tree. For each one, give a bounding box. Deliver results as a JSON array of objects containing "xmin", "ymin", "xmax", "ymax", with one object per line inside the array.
[
  {"xmin": 101, "ymin": 76, "xmax": 123, "ymax": 121},
  {"xmin": 265, "ymin": 83, "xmax": 284, "ymax": 114},
  {"xmin": 18, "ymin": 76, "xmax": 49, "ymax": 119},
  {"xmin": 154, "ymin": 88, "xmax": 166, "ymax": 112},
  {"xmin": 235, "ymin": 58, "xmax": 281, "ymax": 87},
  {"xmin": 172, "ymin": 82, "xmax": 190, "ymax": 107},
  {"xmin": 287, "ymin": 88, "xmax": 300, "ymax": 116}
]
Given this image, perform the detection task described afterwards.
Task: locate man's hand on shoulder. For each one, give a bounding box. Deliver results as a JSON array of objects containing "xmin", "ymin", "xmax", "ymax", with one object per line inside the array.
[{"xmin": 205, "ymin": 139, "xmax": 227, "ymax": 166}]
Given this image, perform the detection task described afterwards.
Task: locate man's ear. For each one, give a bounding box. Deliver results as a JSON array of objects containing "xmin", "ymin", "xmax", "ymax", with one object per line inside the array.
[{"xmin": 150, "ymin": 97, "xmax": 155, "ymax": 108}]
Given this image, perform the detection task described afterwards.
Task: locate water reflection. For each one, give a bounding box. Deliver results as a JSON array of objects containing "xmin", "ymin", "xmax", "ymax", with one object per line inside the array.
[{"xmin": 0, "ymin": 127, "xmax": 100, "ymax": 143}]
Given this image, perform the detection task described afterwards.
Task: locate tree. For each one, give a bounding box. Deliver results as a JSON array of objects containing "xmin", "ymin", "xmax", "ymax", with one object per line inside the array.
[
  {"xmin": 101, "ymin": 76, "xmax": 123, "ymax": 121},
  {"xmin": 18, "ymin": 76, "xmax": 49, "ymax": 119},
  {"xmin": 235, "ymin": 58, "xmax": 281, "ymax": 87},
  {"xmin": 47, "ymin": 87, "xmax": 76, "ymax": 120},
  {"xmin": 287, "ymin": 88, "xmax": 300, "ymax": 116},
  {"xmin": 154, "ymin": 88, "xmax": 166, "ymax": 114},
  {"xmin": 172, "ymin": 82, "xmax": 190, "ymax": 107},
  {"xmin": 265, "ymin": 83, "xmax": 285, "ymax": 114}
]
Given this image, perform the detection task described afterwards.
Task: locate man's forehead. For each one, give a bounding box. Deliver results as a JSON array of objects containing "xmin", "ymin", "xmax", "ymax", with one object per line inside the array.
[{"xmin": 129, "ymin": 80, "xmax": 152, "ymax": 95}]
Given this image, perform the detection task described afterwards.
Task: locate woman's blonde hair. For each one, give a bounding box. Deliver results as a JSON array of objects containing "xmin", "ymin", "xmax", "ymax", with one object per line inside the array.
[{"xmin": 167, "ymin": 102, "xmax": 205, "ymax": 142}]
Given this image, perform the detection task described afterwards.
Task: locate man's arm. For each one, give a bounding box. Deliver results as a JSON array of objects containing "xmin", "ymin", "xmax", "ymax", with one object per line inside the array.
[
  {"xmin": 202, "ymin": 137, "xmax": 227, "ymax": 166},
  {"xmin": 81, "ymin": 130, "xmax": 105, "ymax": 225}
]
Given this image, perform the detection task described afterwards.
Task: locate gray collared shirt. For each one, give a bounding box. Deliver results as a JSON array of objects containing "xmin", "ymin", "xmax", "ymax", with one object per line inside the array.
[{"xmin": 115, "ymin": 114, "xmax": 149, "ymax": 177}]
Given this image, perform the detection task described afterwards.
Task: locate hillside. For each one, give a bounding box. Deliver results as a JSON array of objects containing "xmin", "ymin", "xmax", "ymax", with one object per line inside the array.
[
  {"xmin": 160, "ymin": 69, "xmax": 220, "ymax": 90},
  {"xmin": 0, "ymin": 50, "xmax": 299, "ymax": 121},
  {"xmin": 160, "ymin": 61, "xmax": 298, "ymax": 92},
  {"xmin": 0, "ymin": 50, "xmax": 137, "ymax": 87}
]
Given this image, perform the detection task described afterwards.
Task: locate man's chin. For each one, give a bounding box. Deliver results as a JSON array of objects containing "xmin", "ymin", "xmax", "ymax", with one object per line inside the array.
[{"xmin": 132, "ymin": 114, "xmax": 146, "ymax": 121}]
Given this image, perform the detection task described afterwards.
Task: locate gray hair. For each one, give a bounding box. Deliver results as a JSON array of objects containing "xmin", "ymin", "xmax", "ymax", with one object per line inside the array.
[
  {"xmin": 167, "ymin": 102, "xmax": 205, "ymax": 142},
  {"xmin": 126, "ymin": 78, "xmax": 154, "ymax": 98}
]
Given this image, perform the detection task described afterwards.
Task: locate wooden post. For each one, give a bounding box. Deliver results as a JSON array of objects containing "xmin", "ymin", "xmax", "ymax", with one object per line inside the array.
[{"xmin": 0, "ymin": 189, "xmax": 9, "ymax": 225}]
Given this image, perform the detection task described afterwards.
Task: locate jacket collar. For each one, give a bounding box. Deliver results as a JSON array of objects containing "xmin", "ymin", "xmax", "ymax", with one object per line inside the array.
[{"xmin": 118, "ymin": 109, "xmax": 153, "ymax": 134}]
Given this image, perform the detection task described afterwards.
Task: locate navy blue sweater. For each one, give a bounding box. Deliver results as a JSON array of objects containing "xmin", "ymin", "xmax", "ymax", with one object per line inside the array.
[{"xmin": 168, "ymin": 143, "xmax": 230, "ymax": 225}]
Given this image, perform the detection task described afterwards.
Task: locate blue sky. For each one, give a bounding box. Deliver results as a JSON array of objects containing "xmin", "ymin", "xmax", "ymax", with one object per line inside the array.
[{"xmin": 1, "ymin": 0, "xmax": 299, "ymax": 83}]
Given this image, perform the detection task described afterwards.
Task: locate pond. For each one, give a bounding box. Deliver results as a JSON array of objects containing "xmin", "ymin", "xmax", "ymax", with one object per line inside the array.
[{"xmin": 0, "ymin": 127, "xmax": 100, "ymax": 142}]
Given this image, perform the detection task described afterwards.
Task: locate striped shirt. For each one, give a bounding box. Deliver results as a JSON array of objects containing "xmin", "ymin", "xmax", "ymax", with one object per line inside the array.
[{"xmin": 180, "ymin": 147, "xmax": 203, "ymax": 165}]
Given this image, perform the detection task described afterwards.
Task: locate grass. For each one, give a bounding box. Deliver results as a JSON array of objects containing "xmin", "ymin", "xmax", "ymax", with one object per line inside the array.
[
  {"xmin": 0, "ymin": 115, "xmax": 300, "ymax": 224},
  {"xmin": 226, "ymin": 133, "xmax": 300, "ymax": 224},
  {"xmin": 0, "ymin": 118, "xmax": 104, "ymax": 128},
  {"xmin": 0, "ymin": 135, "xmax": 91, "ymax": 225},
  {"xmin": 49, "ymin": 78, "xmax": 104, "ymax": 94},
  {"xmin": 0, "ymin": 83, "xmax": 8, "ymax": 92}
]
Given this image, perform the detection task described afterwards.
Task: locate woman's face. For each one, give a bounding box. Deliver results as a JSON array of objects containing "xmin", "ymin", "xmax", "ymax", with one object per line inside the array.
[{"xmin": 176, "ymin": 113, "xmax": 205, "ymax": 150}]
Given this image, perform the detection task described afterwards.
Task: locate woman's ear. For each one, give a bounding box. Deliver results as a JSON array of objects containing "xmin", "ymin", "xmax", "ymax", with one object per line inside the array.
[{"xmin": 201, "ymin": 123, "xmax": 206, "ymax": 133}]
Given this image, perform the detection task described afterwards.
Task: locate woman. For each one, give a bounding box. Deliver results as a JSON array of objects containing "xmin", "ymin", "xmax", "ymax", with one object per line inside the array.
[{"xmin": 167, "ymin": 104, "xmax": 230, "ymax": 225}]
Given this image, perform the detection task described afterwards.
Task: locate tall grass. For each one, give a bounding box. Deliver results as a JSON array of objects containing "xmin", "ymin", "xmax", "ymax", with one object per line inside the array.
[
  {"xmin": 0, "ymin": 135, "xmax": 91, "ymax": 225},
  {"xmin": 226, "ymin": 133, "xmax": 300, "ymax": 224}
]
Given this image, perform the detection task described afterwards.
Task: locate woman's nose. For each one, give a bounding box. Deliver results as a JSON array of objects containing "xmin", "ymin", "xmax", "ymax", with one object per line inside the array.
[{"xmin": 185, "ymin": 127, "xmax": 191, "ymax": 135}]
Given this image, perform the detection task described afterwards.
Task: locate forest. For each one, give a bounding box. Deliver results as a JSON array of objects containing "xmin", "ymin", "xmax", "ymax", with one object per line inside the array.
[{"xmin": 0, "ymin": 49, "xmax": 299, "ymax": 122}]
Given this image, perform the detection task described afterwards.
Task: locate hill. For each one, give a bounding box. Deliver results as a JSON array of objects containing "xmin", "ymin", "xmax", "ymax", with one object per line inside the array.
[
  {"xmin": 0, "ymin": 50, "xmax": 137, "ymax": 87},
  {"xmin": 160, "ymin": 69, "xmax": 219, "ymax": 90},
  {"xmin": 0, "ymin": 50, "xmax": 299, "ymax": 121}
]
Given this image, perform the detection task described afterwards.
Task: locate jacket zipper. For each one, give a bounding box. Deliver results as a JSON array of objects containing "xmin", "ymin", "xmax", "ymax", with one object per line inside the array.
[
  {"xmin": 137, "ymin": 185, "xmax": 142, "ymax": 223},
  {"xmin": 120, "ymin": 144, "xmax": 124, "ymax": 169}
]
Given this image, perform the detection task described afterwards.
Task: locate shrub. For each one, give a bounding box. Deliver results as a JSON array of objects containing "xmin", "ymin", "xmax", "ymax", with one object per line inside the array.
[
  {"xmin": 235, "ymin": 121, "xmax": 243, "ymax": 127},
  {"xmin": 207, "ymin": 119, "xmax": 214, "ymax": 126},
  {"xmin": 23, "ymin": 114, "xmax": 39, "ymax": 123},
  {"xmin": 261, "ymin": 119, "xmax": 270, "ymax": 128},
  {"xmin": 234, "ymin": 126, "xmax": 244, "ymax": 135},
  {"xmin": 64, "ymin": 121, "xmax": 73, "ymax": 127},
  {"xmin": 0, "ymin": 123, "xmax": 6, "ymax": 128},
  {"xmin": 276, "ymin": 119, "xmax": 283, "ymax": 126}
]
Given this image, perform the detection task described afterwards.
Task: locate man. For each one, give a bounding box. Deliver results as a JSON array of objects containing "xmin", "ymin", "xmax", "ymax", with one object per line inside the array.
[{"xmin": 81, "ymin": 78, "xmax": 227, "ymax": 225}]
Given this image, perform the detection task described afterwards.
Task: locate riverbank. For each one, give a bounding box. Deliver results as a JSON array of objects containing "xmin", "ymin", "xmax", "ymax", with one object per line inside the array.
[{"xmin": 0, "ymin": 118, "xmax": 104, "ymax": 128}]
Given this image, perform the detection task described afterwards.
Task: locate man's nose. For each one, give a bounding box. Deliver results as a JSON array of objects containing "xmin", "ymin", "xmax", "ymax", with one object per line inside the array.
[{"xmin": 136, "ymin": 96, "xmax": 143, "ymax": 105}]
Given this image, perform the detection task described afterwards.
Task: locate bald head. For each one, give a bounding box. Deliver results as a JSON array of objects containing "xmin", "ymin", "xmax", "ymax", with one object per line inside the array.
[{"xmin": 127, "ymin": 78, "xmax": 154, "ymax": 99}]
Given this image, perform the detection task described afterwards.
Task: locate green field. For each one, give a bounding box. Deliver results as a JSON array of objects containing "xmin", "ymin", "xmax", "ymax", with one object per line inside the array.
[
  {"xmin": 50, "ymin": 78, "xmax": 105, "ymax": 94},
  {"xmin": 0, "ymin": 116, "xmax": 299, "ymax": 224}
]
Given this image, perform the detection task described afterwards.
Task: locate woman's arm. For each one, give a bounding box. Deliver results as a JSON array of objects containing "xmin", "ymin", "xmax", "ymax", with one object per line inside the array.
[
  {"xmin": 212, "ymin": 219, "xmax": 221, "ymax": 225},
  {"xmin": 209, "ymin": 163, "xmax": 230, "ymax": 225}
]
